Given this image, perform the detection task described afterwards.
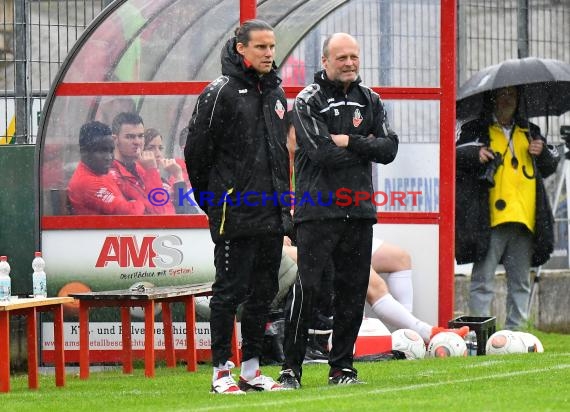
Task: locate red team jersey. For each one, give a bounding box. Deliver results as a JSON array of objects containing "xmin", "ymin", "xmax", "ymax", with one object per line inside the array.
[
  {"xmin": 67, "ymin": 160, "xmax": 175, "ymax": 215},
  {"xmin": 67, "ymin": 162, "xmax": 145, "ymax": 215},
  {"xmin": 109, "ymin": 160, "xmax": 175, "ymax": 215}
]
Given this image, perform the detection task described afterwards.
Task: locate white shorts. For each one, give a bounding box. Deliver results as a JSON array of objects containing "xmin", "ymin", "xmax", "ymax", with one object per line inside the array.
[{"xmin": 372, "ymin": 238, "xmax": 384, "ymax": 254}]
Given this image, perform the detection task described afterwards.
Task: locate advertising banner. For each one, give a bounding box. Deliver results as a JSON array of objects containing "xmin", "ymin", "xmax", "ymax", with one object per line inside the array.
[
  {"xmin": 42, "ymin": 322, "xmax": 214, "ymax": 351},
  {"xmin": 375, "ymin": 143, "xmax": 439, "ymax": 212},
  {"xmin": 41, "ymin": 321, "xmax": 240, "ymax": 363},
  {"xmin": 43, "ymin": 228, "xmax": 214, "ymax": 305}
]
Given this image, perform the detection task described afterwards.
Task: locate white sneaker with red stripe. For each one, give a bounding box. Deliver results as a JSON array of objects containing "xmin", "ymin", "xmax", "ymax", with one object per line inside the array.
[
  {"xmin": 211, "ymin": 369, "xmax": 245, "ymax": 395},
  {"xmin": 238, "ymin": 370, "xmax": 287, "ymax": 392}
]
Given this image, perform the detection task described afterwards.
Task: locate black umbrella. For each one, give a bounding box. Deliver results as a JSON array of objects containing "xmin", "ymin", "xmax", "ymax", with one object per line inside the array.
[{"xmin": 456, "ymin": 57, "xmax": 570, "ymax": 119}]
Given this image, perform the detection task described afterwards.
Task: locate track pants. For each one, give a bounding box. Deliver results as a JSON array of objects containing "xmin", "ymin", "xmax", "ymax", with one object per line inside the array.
[
  {"xmin": 469, "ymin": 222, "xmax": 533, "ymax": 330},
  {"xmin": 282, "ymin": 218, "xmax": 373, "ymax": 379},
  {"xmin": 209, "ymin": 234, "xmax": 282, "ymax": 366}
]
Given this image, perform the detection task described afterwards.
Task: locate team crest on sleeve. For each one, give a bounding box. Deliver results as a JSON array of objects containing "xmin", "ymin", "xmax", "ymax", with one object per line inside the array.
[
  {"xmin": 96, "ymin": 187, "xmax": 115, "ymax": 203},
  {"xmin": 353, "ymin": 108, "xmax": 363, "ymax": 127},
  {"xmin": 274, "ymin": 100, "xmax": 285, "ymax": 119}
]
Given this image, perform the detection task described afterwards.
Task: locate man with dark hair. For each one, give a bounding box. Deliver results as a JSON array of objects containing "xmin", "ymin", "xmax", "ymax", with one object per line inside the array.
[
  {"xmin": 109, "ymin": 111, "xmax": 174, "ymax": 214},
  {"xmin": 185, "ymin": 19, "xmax": 291, "ymax": 394},
  {"xmin": 277, "ymin": 33, "xmax": 398, "ymax": 388},
  {"xmin": 67, "ymin": 120, "xmax": 145, "ymax": 215}
]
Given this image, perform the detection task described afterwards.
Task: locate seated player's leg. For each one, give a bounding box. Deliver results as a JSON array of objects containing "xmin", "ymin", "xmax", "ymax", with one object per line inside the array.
[
  {"xmin": 367, "ymin": 268, "xmax": 468, "ymax": 343},
  {"xmin": 371, "ymin": 240, "xmax": 414, "ymax": 312}
]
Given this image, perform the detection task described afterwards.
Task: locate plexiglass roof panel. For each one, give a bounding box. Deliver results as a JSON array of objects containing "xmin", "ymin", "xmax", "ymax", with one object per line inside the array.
[
  {"xmin": 62, "ymin": 0, "xmax": 239, "ymax": 83},
  {"xmin": 63, "ymin": 0, "xmax": 168, "ymax": 82},
  {"xmin": 58, "ymin": 0, "xmax": 441, "ymax": 85},
  {"xmin": 60, "ymin": 0, "xmax": 362, "ymax": 84}
]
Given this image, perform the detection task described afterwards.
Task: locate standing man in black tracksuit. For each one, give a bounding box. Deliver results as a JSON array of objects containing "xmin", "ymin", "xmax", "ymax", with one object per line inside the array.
[
  {"xmin": 277, "ymin": 33, "xmax": 398, "ymax": 388},
  {"xmin": 185, "ymin": 19, "xmax": 292, "ymax": 394}
]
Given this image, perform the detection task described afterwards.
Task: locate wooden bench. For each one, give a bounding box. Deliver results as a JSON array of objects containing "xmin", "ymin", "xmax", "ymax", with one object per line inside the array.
[
  {"xmin": 1, "ymin": 297, "xmax": 74, "ymax": 392},
  {"xmin": 69, "ymin": 282, "xmax": 240, "ymax": 379}
]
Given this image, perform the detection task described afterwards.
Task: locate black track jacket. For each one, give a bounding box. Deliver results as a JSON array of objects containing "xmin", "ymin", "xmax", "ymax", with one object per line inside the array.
[
  {"xmin": 185, "ymin": 37, "xmax": 291, "ymax": 242},
  {"xmin": 292, "ymin": 70, "xmax": 399, "ymax": 223}
]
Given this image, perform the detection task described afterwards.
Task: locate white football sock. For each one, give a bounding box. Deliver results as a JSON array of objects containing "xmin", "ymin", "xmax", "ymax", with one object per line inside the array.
[
  {"xmin": 240, "ymin": 357, "xmax": 259, "ymax": 381},
  {"xmin": 386, "ymin": 269, "xmax": 414, "ymax": 312},
  {"xmin": 370, "ymin": 294, "xmax": 432, "ymax": 342}
]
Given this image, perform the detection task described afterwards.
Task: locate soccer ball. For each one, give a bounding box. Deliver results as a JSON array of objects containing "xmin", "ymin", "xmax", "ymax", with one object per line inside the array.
[
  {"xmin": 426, "ymin": 332, "xmax": 468, "ymax": 358},
  {"xmin": 391, "ymin": 328, "xmax": 426, "ymax": 360},
  {"xmin": 485, "ymin": 330, "xmax": 528, "ymax": 355},
  {"xmin": 513, "ymin": 331, "xmax": 544, "ymax": 353}
]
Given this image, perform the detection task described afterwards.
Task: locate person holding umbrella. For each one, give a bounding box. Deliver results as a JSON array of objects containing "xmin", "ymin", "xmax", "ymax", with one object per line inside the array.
[{"xmin": 455, "ymin": 84, "xmax": 560, "ymax": 330}]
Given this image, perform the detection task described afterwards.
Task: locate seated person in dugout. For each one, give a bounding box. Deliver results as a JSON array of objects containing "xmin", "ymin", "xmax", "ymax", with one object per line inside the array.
[
  {"xmin": 109, "ymin": 111, "xmax": 175, "ymax": 215},
  {"xmin": 143, "ymin": 127, "xmax": 200, "ymax": 214},
  {"xmin": 67, "ymin": 120, "xmax": 146, "ymax": 215}
]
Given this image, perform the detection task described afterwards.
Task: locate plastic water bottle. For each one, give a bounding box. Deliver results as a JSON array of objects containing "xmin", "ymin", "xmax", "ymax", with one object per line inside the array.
[
  {"xmin": 464, "ymin": 330, "xmax": 478, "ymax": 356},
  {"xmin": 32, "ymin": 251, "xmax": 47, "ymax": 298},
  {"xmin": 0, "ymin": 255, "xmax": 11, "ymax": 301}
]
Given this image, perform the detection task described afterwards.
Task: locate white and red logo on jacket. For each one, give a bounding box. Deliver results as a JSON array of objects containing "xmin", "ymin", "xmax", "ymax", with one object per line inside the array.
[
  {"xmin": 353, "ymin": 108, "xmax": 363, "ymax": 128},
  {"xmin": 274, "ymin": 100, "xmax": 285, "ymax": 119}
]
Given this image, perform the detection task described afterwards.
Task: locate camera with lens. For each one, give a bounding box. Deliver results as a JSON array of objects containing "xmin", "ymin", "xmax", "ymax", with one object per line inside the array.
[
  {"xmin": 561, "ymin": 125, "xmax": 570, "ymax": 159},
  {"xmin": 479, "ymin": 151, "xmax": 503, "ymax": 187}
]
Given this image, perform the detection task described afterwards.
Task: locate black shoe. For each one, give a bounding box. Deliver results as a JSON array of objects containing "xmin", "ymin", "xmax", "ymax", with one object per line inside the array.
[
  {"xmin": 303, "ymin": 345, "xmax": 329, "ymax": 364},
  {"xmin": 260, "ymin": 320, "xmax": 285, "ymax": 365},
  {"xmin": 328, "ymin": 368, "xmax": 365, "ymax": 385},
  {"xmin": 277, "ymin": 368, "xmax": 301, "ymax": 390}
]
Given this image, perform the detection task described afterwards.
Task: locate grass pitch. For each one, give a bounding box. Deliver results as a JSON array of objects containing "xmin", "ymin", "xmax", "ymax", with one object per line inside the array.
[{"xmin": 3, "ymin": 329, "xmax": 570, "ymax": 411}]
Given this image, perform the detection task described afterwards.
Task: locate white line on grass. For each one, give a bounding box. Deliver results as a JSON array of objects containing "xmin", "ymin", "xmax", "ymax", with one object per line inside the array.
[{"xmin": 191, "ymin": 363, "xmax": 570, "ymax": 411}]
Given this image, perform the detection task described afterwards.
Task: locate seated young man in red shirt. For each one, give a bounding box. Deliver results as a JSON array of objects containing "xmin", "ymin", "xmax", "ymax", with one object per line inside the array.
[
  {"xmin": 109, "ymin": 112, "xmax": 175, "ymax": 215},
  {"xmin": 67, "ymin": 120, "xmax": 145, "ymax": 215}
]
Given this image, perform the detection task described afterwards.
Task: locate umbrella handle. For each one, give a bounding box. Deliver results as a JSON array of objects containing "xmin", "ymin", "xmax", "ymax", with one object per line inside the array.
[
  {"xmin": 523, "ymin": 130, "xmax": 539, "ymax": 180},
  {"xmin": 523, "ymin": 163, "xmax": 536, "ymax": 179}
]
